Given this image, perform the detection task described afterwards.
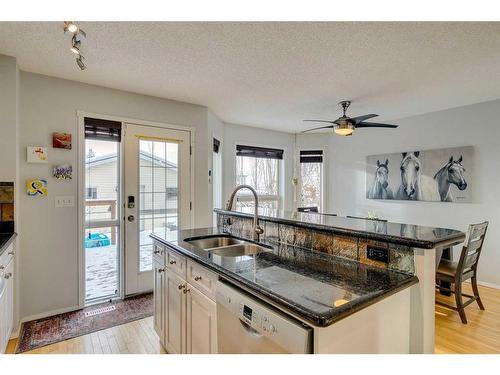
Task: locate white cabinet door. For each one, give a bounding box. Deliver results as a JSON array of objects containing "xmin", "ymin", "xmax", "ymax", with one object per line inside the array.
[
  {"xmin": 4, "ymin": 259, "xmax": 14, "ymax": 347},
  {"xmin": 153, "ymin": 260, "xmax": 165, "ymax": 343},
  {"xmin": 186, "ymin": 283, "xmax": 217, "ymax": 354},
  {"xmin": 0, "ymin": 278, "xmax": 6, "ymax": 353},
  {"xmin": 165, "ymin": 270, "xmax": 186, "ymax": 354}
]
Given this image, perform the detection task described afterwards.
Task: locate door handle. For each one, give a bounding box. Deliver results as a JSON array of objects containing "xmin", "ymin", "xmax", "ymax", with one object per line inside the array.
[{"xmin": 127, "ymin": 215, "xmax": 135, "ymax": 222}]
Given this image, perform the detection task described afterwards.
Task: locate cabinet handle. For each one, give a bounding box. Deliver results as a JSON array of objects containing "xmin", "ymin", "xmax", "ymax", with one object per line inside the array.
[
  {"xmin": 178, "ymin": 284, "xmax": 184, "ymax": 290},
  {"xmin": 8, "ymin": 251, "xmax": 14, "ymax": 255},
  {"xmin": 4, "ymin": 272, "xmax": 12, "ymax": 279},
  {"xmin": 158, "ymin": 268, "xmax": 165, "ymax": 273},
  {"xmin": 194, "ymin": 276, "xmax": 202, "ymax": 281},
  {"xmin": 183, "ymin": 287, "xmax": 190, "ymax": 294},
  {"xmin": 0, "ymin": 265, "xmax": 4, "ymax": 271},
  {"xmin": 169, "ymin": 260, "xmax": 177, "ymax": 265},
  {"xmin": 153, "ymin": 250, "xmax": 160, "ymax": 255}
]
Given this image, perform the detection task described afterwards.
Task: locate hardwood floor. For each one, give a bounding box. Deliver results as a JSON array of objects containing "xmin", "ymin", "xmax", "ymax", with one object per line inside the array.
[
  {"xmin": 6, "ymin": 316, "xmax": 166, "ymax": 354},
  {"xmin": 5, "ymin": 284, "xmax": 500, "ymax": 354},
  {"xmin": 435, "ymin": 283, "xmax": 500, "ymax": 354}
]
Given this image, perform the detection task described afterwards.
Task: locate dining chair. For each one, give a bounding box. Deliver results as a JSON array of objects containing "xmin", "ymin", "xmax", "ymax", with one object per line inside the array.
[{"xmin": 435, "ymin": 221, "xmax": 489, "ymax": 324}]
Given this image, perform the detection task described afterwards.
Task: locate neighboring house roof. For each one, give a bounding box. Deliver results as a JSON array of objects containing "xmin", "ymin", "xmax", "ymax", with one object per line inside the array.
[{"xmin": 86, "ymin": 151, "xmax": 177, "ymax": 168}]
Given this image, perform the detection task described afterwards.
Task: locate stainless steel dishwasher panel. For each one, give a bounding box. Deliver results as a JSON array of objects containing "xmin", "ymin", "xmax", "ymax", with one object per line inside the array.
[{"xmin": 216, "ymin": 280, "xmax": 313, "ymax": 354}]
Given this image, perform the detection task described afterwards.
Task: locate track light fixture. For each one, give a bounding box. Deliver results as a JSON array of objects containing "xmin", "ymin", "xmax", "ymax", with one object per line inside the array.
[{"xmin": 63, "ymin": 21, "xmax": 87, "ymax": 70}]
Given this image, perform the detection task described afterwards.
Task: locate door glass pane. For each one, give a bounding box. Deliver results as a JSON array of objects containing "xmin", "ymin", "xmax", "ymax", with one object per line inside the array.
[
  {"xmin": 85, "ymin": 227, "xmax": 119, "ymax": 301},
  {"xmin": 85, "ymin": 139, "xmax": 120, "ymax": 302},
  {"xmin": 139, "ymin": 139, "xmax": 178, "ymax": 272},
  {"xmin": 85, "ymin": 140, "xmax": 119, "ymax": 222}
]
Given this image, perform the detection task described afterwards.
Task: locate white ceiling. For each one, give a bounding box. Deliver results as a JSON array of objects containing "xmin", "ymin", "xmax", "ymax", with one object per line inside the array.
[{"xmin": 1, "ymin": 22, "xmax": 500, "ymax": 132}]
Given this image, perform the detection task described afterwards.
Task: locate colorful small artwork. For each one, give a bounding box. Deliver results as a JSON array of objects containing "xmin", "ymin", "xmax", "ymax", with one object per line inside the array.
[
  {"xmin": 53, "ymin": 164, "xmax": 73, "ymax": 180},
  {"xmin": 26, "ymin": 179, "xmax": 48, "ymax": 196},
  {"xmin": 27, "ymin": 146, "xmax": 48, "ymax": 163},
  {"xmin": 53, "ymin": 132, "xmax": 72, "ymax": 149}
]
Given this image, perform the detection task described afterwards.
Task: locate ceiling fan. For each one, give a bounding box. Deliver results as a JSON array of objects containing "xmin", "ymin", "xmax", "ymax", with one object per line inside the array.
[{"xmin": 302, "ymin": 101, "xmax": 398, "ymax": 136}]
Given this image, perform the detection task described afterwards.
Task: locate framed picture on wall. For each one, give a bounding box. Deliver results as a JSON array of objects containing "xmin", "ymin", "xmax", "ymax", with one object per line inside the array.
[
  {"xmin": 53, "ymin": 132, "xmax": 72, "ymax": 149},
  {"xmin": 27, "ymin": 146, "xmax": 48, "ymax": 163}
]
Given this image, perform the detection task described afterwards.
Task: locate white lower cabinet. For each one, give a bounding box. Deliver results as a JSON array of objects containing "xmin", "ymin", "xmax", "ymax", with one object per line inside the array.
[
  {"xmin": 165, "ymin": 269, "xmax": 187, "ymax": 354},
  {"xmin": 0, "ymin": 244, "xmax": 15, "ymax": 354},
  {"xmin": 153, "ymin": 243, "xmax": 218, "ymax": 354},
  {"xmin": 186, "ymin": 284, "xmax": 217, "ymax": 354},
  {"xmin": 153, "ymin": 259, "xmax": 165, "ymax": 344}
]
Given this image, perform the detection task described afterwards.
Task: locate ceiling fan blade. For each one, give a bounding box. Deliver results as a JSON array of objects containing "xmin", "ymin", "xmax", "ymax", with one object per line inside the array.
[
  {"xmin": 355, "ymin": 122, "xmax": 398, "ymax": 129},
  {"xmin": 350, "ymin": 114, "xmax": 378, "ymax": 124},
  {"xmin": 301, "ymin": 125, "xmax": 334, "ymax": 133},
  {"xmin": 303, "ymin": 120, "xmax": 335, "ymax": 123}
]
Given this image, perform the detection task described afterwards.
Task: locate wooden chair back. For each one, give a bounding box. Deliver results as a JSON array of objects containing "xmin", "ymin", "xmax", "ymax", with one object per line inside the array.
[{"xmin": 457, "ymin": 221, "xmax": 489, "ymax": 278}]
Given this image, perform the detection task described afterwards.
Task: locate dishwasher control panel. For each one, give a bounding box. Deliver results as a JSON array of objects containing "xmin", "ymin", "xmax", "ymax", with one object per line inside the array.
[{"xmin": 216, "ymin": 279, "xmax": 312, "ymax": 353}]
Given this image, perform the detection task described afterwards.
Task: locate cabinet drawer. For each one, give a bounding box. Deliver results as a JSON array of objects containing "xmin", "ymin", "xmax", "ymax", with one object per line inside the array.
[
  {"xmin": 187, "ymin": 260, "xmax": 217, "ymax": 301},
  {"xmin": 152, "ymin": 243, "xmax": 165, "ymax": 266},
  {"xmin": 166, "ymin": 248, "xmax": 187, "ymax": 278}
]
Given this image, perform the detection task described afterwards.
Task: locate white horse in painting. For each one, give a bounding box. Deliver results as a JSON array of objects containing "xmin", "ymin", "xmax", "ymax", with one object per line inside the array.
[
  {"xmin": 433, "ymin": 155, "xmax": 467, "ymax": 202},
  {"xmin": 396, "ymin": 152, "xmax": 440, "ymax": 201},
  {"xmin": 367, "ymin": 159, "xmax": 393, "ymax": 199}
]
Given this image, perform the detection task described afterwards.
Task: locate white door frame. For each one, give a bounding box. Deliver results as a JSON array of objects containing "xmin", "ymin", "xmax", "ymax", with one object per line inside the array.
[{"xmin": 77, "ymin": 110, "xmax": 195, "ymax": 308}]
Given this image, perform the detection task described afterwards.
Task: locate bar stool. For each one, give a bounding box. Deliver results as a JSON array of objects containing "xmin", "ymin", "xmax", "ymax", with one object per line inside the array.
[{"xmin": 435, "ymin": 221, "xmax": 488, "ymax": 324}]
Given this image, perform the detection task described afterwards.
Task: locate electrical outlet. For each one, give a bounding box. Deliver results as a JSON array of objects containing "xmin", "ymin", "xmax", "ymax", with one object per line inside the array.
[
  {"xmin": 55, "ymin": 195, "xmax": 74, "ymax": 207},
  {"xmin": 367, "ymin": 246, "xmax": 389, "ymax": 263}
]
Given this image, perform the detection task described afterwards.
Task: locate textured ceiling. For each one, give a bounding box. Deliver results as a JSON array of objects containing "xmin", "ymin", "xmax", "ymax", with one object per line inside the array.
[{"xmin": 1, "ymin": 22, "xmax": 500, "ymax": 132}]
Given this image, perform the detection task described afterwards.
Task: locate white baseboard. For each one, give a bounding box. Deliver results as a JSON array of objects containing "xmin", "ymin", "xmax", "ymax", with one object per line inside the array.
[
  {"xmin": 19, "ymin": 304, "xmax": 81, "ymax": 326},
  {"xmin": 463, "ymin": 279, "xmax": 500, "ymax": 290}
]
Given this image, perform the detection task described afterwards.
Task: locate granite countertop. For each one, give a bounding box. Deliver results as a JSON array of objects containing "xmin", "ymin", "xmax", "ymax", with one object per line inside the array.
[
  {"xmin": 151, "ymin": 228, "xmax": 418, "ymax": 327},
  {"xmin": 215, "ymin": 208, "xmax": 465, "ymax": 249},
  {"xmin": 0, "ymin": 232, "xmax": 16, "ymax": 257}
]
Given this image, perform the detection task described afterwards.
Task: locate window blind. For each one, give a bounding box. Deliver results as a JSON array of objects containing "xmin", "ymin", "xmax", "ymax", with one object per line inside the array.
[
  {"xmin": 300, "ymin": 150, "xmax": 323, "ymax": 163},
  {"xmin": 236, "ymin": 145, "xmax": 284, "ymax": 160},
  {"xmin": 84, "ymin": 117, "xmax": 122, "ymax": 142}
]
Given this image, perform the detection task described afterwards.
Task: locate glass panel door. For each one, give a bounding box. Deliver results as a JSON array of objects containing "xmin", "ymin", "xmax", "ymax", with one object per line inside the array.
[
  {"xmin": 123, "ymin": 123, "xmax": 191, "ymax": 296},
  {"xmin": 84, "ymin": 139, "xmax": 121, "ymax": 302}
]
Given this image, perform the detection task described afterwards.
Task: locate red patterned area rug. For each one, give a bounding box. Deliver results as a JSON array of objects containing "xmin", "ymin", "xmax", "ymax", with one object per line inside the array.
[{"xmin": 16, "ymin": 293, "xmax": 153, "ymax": 353}]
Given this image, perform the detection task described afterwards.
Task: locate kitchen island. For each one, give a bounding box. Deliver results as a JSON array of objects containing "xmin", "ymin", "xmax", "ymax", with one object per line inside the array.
[{"xmin": 152, "ymin": 201, "xmax": 467, "ymax": 353}]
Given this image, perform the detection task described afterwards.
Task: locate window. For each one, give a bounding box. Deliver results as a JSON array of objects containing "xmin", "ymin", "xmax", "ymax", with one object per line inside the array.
[
  {"xmin": 86, "ymin": 187, "xmax": 97, "ymax": 200},
  {"xmin": 299, "ymin": 150, "xmax": 323, "ymax": 211},
  {"xmin": 235, "ymin": 145, "xmax": 283, "ymax": 210}
]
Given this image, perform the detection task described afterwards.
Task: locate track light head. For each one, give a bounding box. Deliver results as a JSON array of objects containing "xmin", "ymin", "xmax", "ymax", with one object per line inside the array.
[
  {"xmin": 70, "ymin": 36, "xmax": 82, "ymax": 55},
  {"xmin": 64, "ymin": 21, "xmax": 79, "ymax": 34},
  {"xmin": 76, "ymin": 55, "xmax": 86, "ymax": 70}
]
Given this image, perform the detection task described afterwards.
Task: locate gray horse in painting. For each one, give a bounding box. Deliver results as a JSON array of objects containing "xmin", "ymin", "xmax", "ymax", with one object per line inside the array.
[
  {"xmin": 396, "ymin": 152, "xmax": 440, "ymax": 201},
  {"xmin": 433, "ymin": 155, "xmax": 467, "ymax": 202},
  {"xmin": 368, "ymin": 159, "xmax": 393, "ymax": 199}
]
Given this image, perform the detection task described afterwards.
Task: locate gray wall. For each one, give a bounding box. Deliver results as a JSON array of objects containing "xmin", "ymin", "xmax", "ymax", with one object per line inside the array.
[
  {"xmin": 298, "ymin": 99, "xmax": 500, "ymax": 288},
  {"xmin": 18, "ymin": 71, "xmax": 213, "ymax": 320}
]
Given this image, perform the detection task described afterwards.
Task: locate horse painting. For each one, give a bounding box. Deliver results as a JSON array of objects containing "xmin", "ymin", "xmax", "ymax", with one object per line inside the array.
[
  {"xmin": 367, "ymin": 159, "xmax": 393, "ymax": 199},
  {"xmin": 366, "ymin": 146, "xmax": 472, "ymax": 203},
  {"xmin": 433, "ymin": 155, "xmax": 467, "ymax": 202},
  {"xmin": 395, "ymin": 152, "xmax": 440, "ymax": 201}
]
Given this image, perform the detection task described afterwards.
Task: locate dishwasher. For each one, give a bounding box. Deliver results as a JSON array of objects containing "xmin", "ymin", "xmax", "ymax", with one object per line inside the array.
[{"xmin": 216, "ymin": 279, "xmax": 313, "ymax": 354}]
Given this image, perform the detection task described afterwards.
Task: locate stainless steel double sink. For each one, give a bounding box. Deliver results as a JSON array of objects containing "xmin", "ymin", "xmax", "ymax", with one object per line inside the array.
[{"xmin": 184, "ymin": 235, "xmax": 271, "ymax": 257}]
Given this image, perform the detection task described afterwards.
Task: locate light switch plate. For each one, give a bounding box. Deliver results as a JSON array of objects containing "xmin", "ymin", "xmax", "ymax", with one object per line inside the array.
[{"xmin": 55, "ymin": 195, "xmax": 74, "ymax": 207}]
